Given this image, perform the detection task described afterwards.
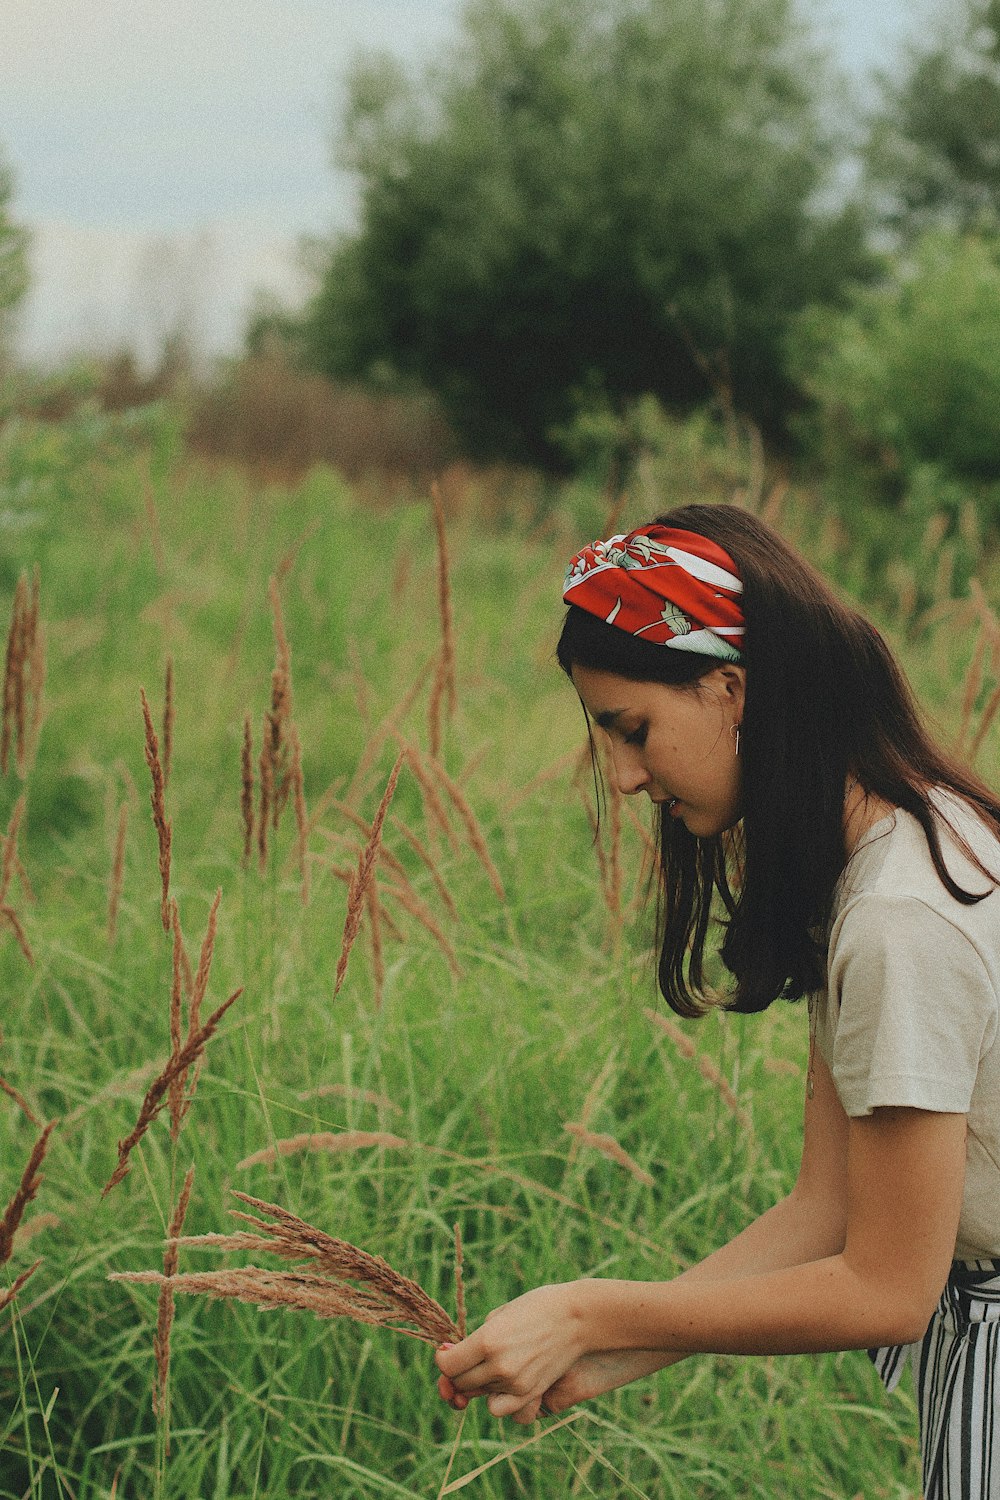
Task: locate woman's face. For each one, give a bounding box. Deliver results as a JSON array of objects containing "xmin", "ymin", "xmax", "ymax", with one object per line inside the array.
[{"xmin": 571, "ymin": 662, "xmax": 746, "ymax": 838}]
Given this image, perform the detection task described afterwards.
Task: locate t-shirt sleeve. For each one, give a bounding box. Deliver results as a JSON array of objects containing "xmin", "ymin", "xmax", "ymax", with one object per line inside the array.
[{"xmin": 827, "ymin": 892, "xmax": 998, "ymax": 1117}]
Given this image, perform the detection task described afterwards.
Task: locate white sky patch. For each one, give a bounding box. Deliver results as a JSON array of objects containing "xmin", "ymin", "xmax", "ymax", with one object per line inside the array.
[{"xmin": 1, "ymin": 0, "xmax": 938, "ymax": 365}]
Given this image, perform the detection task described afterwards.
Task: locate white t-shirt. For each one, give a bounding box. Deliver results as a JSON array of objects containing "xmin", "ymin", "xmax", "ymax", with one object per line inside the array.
[{"xmin": 814, "ymin": 788, "xmax": 1000, "ymax": 1259}]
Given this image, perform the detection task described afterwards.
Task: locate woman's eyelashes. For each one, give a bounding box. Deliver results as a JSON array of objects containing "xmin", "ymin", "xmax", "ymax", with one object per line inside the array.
[{"xmin": 623, "ymin": 723, "xmax": 648, "ymax": 748}]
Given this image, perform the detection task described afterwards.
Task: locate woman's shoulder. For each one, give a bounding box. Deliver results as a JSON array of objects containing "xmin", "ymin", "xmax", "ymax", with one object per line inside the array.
[{"xmin": 833, "ymin": 786, "xmax": 1000, "ymax": 949}]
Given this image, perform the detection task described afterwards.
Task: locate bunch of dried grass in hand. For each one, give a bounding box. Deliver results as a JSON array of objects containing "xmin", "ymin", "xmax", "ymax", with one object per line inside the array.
[{"xmin": 110, "ymin": 1191, "xmax": 459, "ymax": 1346}]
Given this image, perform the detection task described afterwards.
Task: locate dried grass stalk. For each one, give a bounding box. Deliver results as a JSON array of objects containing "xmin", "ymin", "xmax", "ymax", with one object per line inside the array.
[
  {"xmin": 396, "ymin": 740, "xmax": 459, "ymax": 851},
  {"xmin": 0, "ymin": 1121, "xmax": 56, "ymax": 1266},
  {"xmin": 107, "ymin": 803, "xmax": 128, "ymax": 946},
  {"xmin": 168, "ymin": 901, "xmax": 185, "ymax": 1140},
  {"xmin": 381, "ymin": 879, "xmax": 462, "ymax": 978},
  {"xmin": 366, "ymin": 880, "xmax": 384, "ymax": 1009},
  {"xmin": 1, "ymin": 575, "xmax": 27, "ymax": 775},
  {"xmin": 334, "ymin": 755, "xmax": 404, "ymax": 997},
  {"xmin": 0, "ymin": 1258, "xmax": 42, "ymax": 1312},
  {"xmin": 390, "ymin": 816, "xmax": 458, "ymax": 919},
  {"xmin": 296, "ymin": 1083, "xmax": 402, "ymax": 1115},
  {"xmin": 427, "ymin": 755, "xmax": 506, "ymax": 901},
  {"xmin": 154, "ymin": 1164, "xmax": 194, "ymax": 1427},
  {"xmin": 290, "ymin": 725, "xmax": 310, "ymax": 905},
  {"xmin": 113, "ymin": 1190, "xmax": 459, "ymax": 1346},
  {"xmin": 969, "ymin": 682, "xmax": 1000, "ymax": 763},
  {"xmin": 453, "ymin": 1223, "xmax": 466, "ymax": 1339},
  {"xmin": 237, "ymin": 1131, "xmax": 410, "ymax": 1170},
  {"xmin": 162, "ymin": 657, "xmax": 175, "ymax": 791},
  {"xmin": 140, "ymin": 688, "xmax": 172, "ymax": 932},
  {"xmin": 644, "ymin": 1008, "xmax": 751, "ymax": 1128},
  {"xmin": 346, "ymin": 657, "xmax": 434, "ymax": 809},
  {"xmin": 257, "ymin": 709, "xmax": 273, "ymax": 870},
  {"xmin": 0, "ymin": 794, "xmax": 26, "ymax": 906},
  {"xmin": 241, "ymin": 715, "xmax": 255, "ymax": 869},
  {"xmin": 957, "ymin": 625, "xmax": 988, "ymax": 755},
  {"xmin": 431, "ymin": 481, "xmax": 457, "ymax": 719},
  {"xmin": 0, "ymin": 1074, "xmax": 40, "ymax": 1126},
  {"xmin": 102, "ymin": 986, "xmax": 242, "ymax": 1198},
  {"xmin": 267, "ymin": 577, "xmax": 294, "ymax": 826},
  {"xmin": 563, "ymin": 1123, "xmax": 655, "ymax": 1187}
]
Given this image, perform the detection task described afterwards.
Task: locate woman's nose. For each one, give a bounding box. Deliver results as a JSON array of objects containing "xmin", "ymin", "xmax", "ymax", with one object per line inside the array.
[{"xmin": 610, "ymin": 743, "xmax": 648, "ymax": 796}]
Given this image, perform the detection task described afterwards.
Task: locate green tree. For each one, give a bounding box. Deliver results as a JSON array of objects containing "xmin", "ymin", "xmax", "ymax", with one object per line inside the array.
[
  {"xmin": 304, "ymin": 0, "xmax": 871, "ymax": 465},
  {"xmin": 0, "ymin": 150, "xmax": 30, "ymax": 349},
  {"xmin": 865, "ymin": 0, "xmax": 1000, "ymax": 241}
]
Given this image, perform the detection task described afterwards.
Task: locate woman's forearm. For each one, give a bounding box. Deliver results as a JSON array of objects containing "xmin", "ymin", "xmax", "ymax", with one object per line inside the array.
[
  {"xmin": 576, "ymin": 1249, "xmax": 923, "ymax": 1360},
  {"xmin": 609, "ymin": 1189, "xmax": 846, "ymax": 1375}
]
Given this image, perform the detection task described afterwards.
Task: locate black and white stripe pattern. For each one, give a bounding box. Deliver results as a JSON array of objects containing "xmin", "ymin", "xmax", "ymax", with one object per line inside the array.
[{"xmin": 870, "ymin": 1258, "xmax": 1000, "ymax": 1498}]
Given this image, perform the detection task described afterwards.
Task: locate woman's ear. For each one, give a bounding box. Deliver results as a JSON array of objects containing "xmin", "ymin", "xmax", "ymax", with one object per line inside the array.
[{"xmin": 712, "ymin": 664, "xmax": 746, "ymax": 714}]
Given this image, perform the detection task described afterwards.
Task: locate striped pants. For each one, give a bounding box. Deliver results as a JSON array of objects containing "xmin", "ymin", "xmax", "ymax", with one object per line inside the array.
[{"xmin": 870, "ymin": 1259, "xmax": 1000, "ymax": 1499}]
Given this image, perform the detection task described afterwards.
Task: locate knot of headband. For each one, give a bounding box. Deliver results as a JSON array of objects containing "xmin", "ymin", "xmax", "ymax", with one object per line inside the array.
[{"xmin": 563, "ymin": 525, "xmax": 745, "ymax": 662}]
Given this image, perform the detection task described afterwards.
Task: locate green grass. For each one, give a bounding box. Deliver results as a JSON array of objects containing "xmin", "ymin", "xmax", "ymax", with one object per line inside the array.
[{"xmin": 1, "ymin": 404, "xmax": 995, "ymax": 1497}]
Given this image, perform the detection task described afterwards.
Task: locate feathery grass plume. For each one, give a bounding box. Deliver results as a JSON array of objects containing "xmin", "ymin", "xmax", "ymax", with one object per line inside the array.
[
  {"xmin": 257, "ymin": 708, "xmax": 273, "ymax": 870},
  {"xmin": 266, "ymin": 576, "xmax": 294, "ymax": 827},
  {"xmin": 113, "ymin": 1190, "xmax": 460, "ymax": 1346},
  {"xmin": 453, "ymin": 1223, "xmax": 466, "ymax": 1339},
  {"xmin": 562, "ymin": 1124, "xmax": 655, "ymax": 1187},
  {"xmin": 290, "ymin": 724, "xmax": 310, "ymax": 905},
  {"xmin": 381, "ymin": 879, "xmax": 462, "ymax": 978},
  {"xmin": 140, "ymin": 688, "xmax": 172, "ymax": 932},
  {"xmin": 25, "ymin": 569, "xmax": 45, "ymax": 773},
  {"xmin": 107, "ymin": 803, "xmax": 128, "ymax": 946},
  {"xmin": 346, "ymin": 656, "xmax": 434, "ymax": 808},
  {"xmin": 237, "ymin": 1131, "xmax": 410, "ymax": 1170},
  {"xmin": 427, "ymin": 755, "xmax": 506, "ymax": 901},
  {"xmin": 398, "ymin": 739, "xmax": 459, "ymax": 850},
  {"xmin": 366, "ymin": 880, "xmax": 385, "ymax": 1009},
  {"xmin": 102, "ymin": 986, "xmax": 243, "ymax": 1198},
  {"xmin": 296, "ymin": 1083, "xmax": 402, "ymax": 1115},
  {"xmin": 334, "ymin": 754, "xmax": 404, "ymax": 997},
  {"xmin": 162, "ymin": 656, "xmax": 175, "ymax": 790},
  {"xmin": 0, "ymin": 1120, "xmax": 56, "ymax": 1268},
  {"xmin": 241, "ymin": 715, "xmax": 254, "ymax": 869},
  {"xmin": 154, "ymin": 1164, "xmax": 194, "ymax": 1433},
  {"xmin": 644, "ymin": 1008, "xmax": 751, "ymax": 1129},
  {"xmin": 0, "ymin": 798, "xmax": 33, "ymax": 963},
  {"xmin": 1, "ymin": 573, "xmax": 27, "ymax": 776},
  {"xmin": 391, "ymin": 815, "xmax": 458, "ymax": 919},
  {"xmin": 11, "ymin": 1212, "xmax": 58, "ymax": 1252}
]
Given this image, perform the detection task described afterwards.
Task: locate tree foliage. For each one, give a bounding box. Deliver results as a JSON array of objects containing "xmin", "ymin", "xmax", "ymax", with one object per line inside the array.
[
  {"xmin": 865, "ymin": 0, "xmax": 1000, "ymax": 241},
  {"xmin": 0, "ymin": 150, "xmax": 30, "ymax": 343},
  {"xmin": 790, "ymin": 231, "xmax": 1000, "ymax": 527},
  {"xmin": 303, "ymin": 0, "xmax": 871, "ymax": 465}
]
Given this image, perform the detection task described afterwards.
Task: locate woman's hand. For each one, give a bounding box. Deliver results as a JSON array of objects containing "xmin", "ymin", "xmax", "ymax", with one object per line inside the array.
[
  {"xmin": 437, "ymin": 1344, "xmax": 677, "ymax": 1425},
  {"xmin": 434, "ymin": 1282, "xmax": 589, "ymax": 1421}
]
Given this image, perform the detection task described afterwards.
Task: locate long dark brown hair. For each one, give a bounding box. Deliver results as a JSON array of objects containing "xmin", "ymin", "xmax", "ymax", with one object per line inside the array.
[{"xmin": 556, "ymin": 504, "xmax": 1000, "ymax": 1017}]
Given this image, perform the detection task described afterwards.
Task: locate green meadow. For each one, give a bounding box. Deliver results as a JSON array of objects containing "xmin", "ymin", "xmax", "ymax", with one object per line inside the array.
[{"xmin": 2, "ymin": 403, "xmax": 996, "ymax": 1499}]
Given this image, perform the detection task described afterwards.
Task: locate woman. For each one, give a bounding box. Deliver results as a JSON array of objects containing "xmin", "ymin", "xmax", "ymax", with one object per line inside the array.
[{"xmin": 436, "ymin": 505, "xmax": 1000, "ymax": 1498}]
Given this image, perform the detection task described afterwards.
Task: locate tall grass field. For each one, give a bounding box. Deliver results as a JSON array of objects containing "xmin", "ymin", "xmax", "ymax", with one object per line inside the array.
[{"xmin": 1, "ymin": 404, "xmax": 998, "ymax": 1498}]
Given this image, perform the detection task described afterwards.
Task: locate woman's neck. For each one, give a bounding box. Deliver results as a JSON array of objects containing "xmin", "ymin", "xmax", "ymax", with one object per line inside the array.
[{"xmin": 843, "ymin": 776, "xmax": 896, "ymax": 858}]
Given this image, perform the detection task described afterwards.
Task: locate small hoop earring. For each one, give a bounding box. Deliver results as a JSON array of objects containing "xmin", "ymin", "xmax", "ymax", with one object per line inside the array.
[{"xmin": 730, "ymin": 723, "xmax": 741, "ymax": 756}]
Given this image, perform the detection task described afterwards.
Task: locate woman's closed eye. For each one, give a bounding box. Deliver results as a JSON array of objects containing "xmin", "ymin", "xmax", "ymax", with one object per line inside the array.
[{"xmin": 624, "ymin": 724, "xmax": 648, "ymax": 748}]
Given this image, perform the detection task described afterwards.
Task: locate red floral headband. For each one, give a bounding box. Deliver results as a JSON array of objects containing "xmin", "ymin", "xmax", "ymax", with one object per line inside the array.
[{"xmin": 563, "ymin": 525, "xmax": 745, "ymax": 661}]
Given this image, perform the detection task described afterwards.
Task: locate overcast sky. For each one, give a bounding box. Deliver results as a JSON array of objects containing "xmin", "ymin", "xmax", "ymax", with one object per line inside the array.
[{"xmin": 2, "ymin": 0, "xmax": 940, "ymax": 364}]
